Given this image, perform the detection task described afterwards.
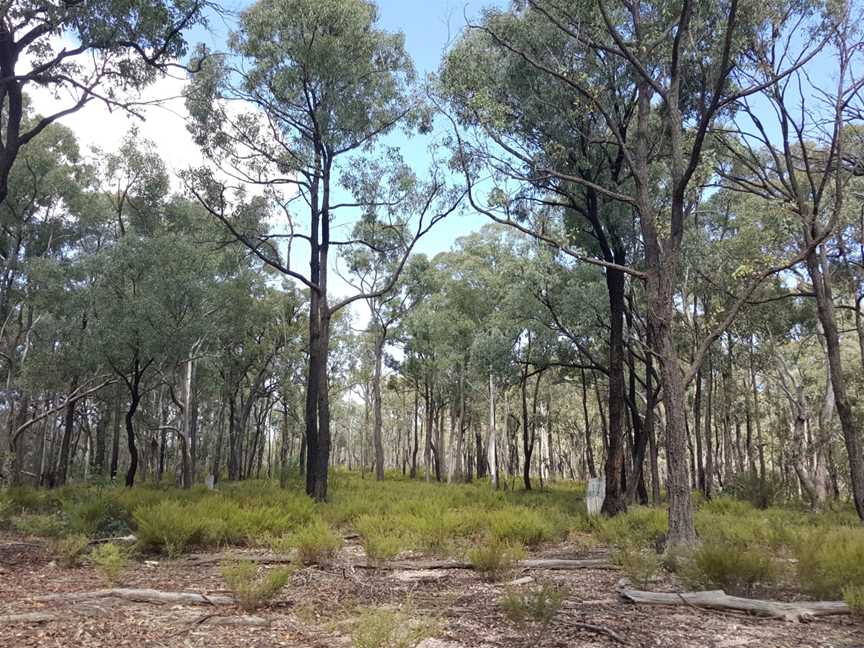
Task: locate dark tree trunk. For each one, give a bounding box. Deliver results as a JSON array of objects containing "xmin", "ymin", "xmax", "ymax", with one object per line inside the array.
[
  {"xmin": 581, "ymin": 368, "xmax": 597, "ymax": 479},
  {"xmin": 601, "ymin": 261, "xmax": 628, "ymax": 515},
  {"xmin": 124, "ymin": 383, "xmax": 142, "ymax": 487},
  {"xmin": 55, "ymin": 377, "xmax": 80, "ymax": 486}
]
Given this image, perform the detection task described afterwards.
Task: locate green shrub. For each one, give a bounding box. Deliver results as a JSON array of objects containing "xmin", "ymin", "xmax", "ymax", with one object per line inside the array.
[
  {"xmin": 352, "ymin": 605, "xmax": 437, "ymax": 648},
  {"xmin": 4, "ymin": 487, "xmax": 61, "ymax": 514},
  {"xmin": 487, "ymin": 508, "xmax": 554, "ymax": 547},
  {"xmin": 64, "ymin": 495, "xmax": 132, "ymax": 537},
  {"xmin": 613, "ymin": 544, "xmax": 659, "ymax": 587},
  {"xmin": 134, "ymin": 500, "xmax": 202, "ymax": 557},
  {"xmin": 13, "ymin": 512, "xmax": 66, "ymax": 538},
  {"xmin": 221, "ymin": 560, "xmax": 292, "ymax": 612},
  {"xmin": 795, "ymin": 528, "xmax": 864, "ymax": 598},
  {"xmin": 356, "ymin": 514, "xmax": 408, "ymax": 562},
  {"xmin": 682, "ymin": 541, "xmax": 777, "ymax": 595},
  {"xmin": 698, "ymin": 497, "xmax": 754, "ymax": 517},
  {"xmin": 843, "ymin": 584, "xmax": 864, "ymax": 616},
  {"xmin": 48, "ymin": 533, "xmax": 90, "ymax": 567},
  {"xmin": 290, "ymin": 519, "xmax": 342, "ymax": 565},
  {"xmin": 599, "ymin": 506, "xmax": 667, "ymax": 549},
  {"xmin": 467, "ymin": 536, "xmax": 526, "ymax": 580},
  {"xmin": 499, "ymin": 581, "xmax": 566, "ymax": 627},
  {"xmin": 90, "ymin": 543, "xmax": 130, "ymax": 585},
  {"xmin": 726, "ymin": 472, "xmax": 784, "ymax": 509}
]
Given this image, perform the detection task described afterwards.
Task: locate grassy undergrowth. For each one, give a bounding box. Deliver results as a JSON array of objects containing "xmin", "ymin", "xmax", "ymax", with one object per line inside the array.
[{"xmin": 2, "ymin": 472, "xmax": 863, "ymax": 600}]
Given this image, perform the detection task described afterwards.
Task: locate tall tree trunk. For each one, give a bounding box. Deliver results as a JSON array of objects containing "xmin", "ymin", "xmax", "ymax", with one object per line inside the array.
[
  {"xmin": 488, "ymin": 373, "xmax": 498, "ymax": 489},
  {"xmin": 410, "ymin": 385, "xmax": 419, "ymax": 478},
  {"xmin": 55, "ymin": 377, "xmax": 80, "ymax": 486},
  {"xmin": 602, "ymin": 265, "xmax": 627, "ymax": 515},
  {"xmin": 581, "ymin": 368, "xmax": 597, "ymax": 478},
  {"xmin": 372, "ymin": 332, "xmax": 385, "ymax": 481},
  {"xmin": 807, "ymin": 249, "xmax": 864, "ymax": 518},
  {"xmin": 521, "ymin": 372, "xmax": 532, "ymax": 491},
  {"xmin": 124, "ymin": 380, "xmax": 142, "ymax": 487},
  {"xmin": 110, "ymin": 389, "xmax": 121, "ymax": 481}
]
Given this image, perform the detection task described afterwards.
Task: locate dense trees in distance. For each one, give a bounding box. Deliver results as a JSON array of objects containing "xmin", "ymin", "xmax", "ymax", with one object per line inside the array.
[{"xmin": 2, "ymin": 0, "xmax": 864, "ymax": 550}]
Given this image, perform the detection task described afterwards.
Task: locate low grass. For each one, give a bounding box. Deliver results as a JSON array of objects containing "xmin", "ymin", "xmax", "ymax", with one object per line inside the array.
[{"xmin": 3, "ymin": 470, "xmax": 864, "ymax": 603}]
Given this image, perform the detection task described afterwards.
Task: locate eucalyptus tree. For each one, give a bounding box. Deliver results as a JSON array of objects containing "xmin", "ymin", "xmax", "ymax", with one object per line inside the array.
[
  {"xmin": 441, "ymin": 0, "xmax": 833, "ymax": 546},
  {"xmin": 717, "ymin": 8, "xmax": 864, "ymax": 520},
  {"xmin": 184, "ymin": 0, "xmax": 461, "ymax": 500},
  {"xmin": 440, "ymin": 7, "xmax": 641, "ymax": 512},
  {"xmin": 0, "ymin": 0, "xmax": 209, "ymax": 205}
]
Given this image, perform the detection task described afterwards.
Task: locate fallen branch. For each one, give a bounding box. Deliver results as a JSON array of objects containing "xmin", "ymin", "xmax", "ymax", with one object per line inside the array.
[
  {"xmin": 0, "ymin": 611, "xmax": 57, "ymax": 624},
  {"xmin": 32, "ymin": 588, "xmax": 235, "ymax": 606},
  {"xmin": 520, "ymin": 558, "xmax": 614, "ymax": 570},
  {"xmin": 88, "ymin": 534, "xmax": 137, "ymax": 547},
  {"xmin": 569, "ymin": 620, "xmax": 628, "ymax": 645},
  {"xmin": 184, "ymin": 552, "xmax": 295, "ymax": 566},
  {"xmin": 620, "ymin": 589, "xmax": 850, "ymax": 622},
  {"xmin": 356, "ymin": 558, "xmax": 613, "ymax": 571}
]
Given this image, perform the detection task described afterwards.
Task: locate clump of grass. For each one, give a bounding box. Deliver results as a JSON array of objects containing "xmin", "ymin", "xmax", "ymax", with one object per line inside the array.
[
  {"xmin": 681, "ymin": 540, "xmax": 777, "ymax": 595},
  {"xmin": 352, "ymin": 605, "xmax": 437, "ymax": 648},
  {"xmin": 90, "ymin": 543, "xmax": 130, "ymax": 585},
  {"xmin": 48, "ymin": 533, "xmax": 90, "ymax": 567},
  {"xmin": 64, "ymin": 494, "xmax": 132, "ymax": 537},
  {"xmin": 487, "ymin": 507, "xmax": 554, "ymax": 548},
  {"xmin": 221, "ymin": 560, "xmax": 292, "ymax": 612},
  {"xmin": 290, "ymin": 519, "xmax": 342, "ymax": 565},
  {"xmin": 13, "ymin": 512, "xmax": 66, "ymax": 538},
  {"xmin": 795, "ymin": 528, "xmax": 864, "ymax": 599},
  {"xmin": 134, "ymin": 500, "xmax": 202, "ymax": 557},
  {"xmin": 467, "ymin": 536, "xmax": 526, "ymax": 581},
  {"xmin": 356, "ymin": 514, "xmax": 408, "ymax": 562},
  {"xmin": 599, "ymin": 506, "xmax": 667, "ymax": 550},
  {"xmin": 613, "ymin": 544, "xmax": 659, "ymax": 587},
  {"xmin": 843, "ymin": 584, "xmax": 864, "ymax": 617},
  {"xmin": 499, "ymin": 581, "xmax": 567, "ymax": 627}
]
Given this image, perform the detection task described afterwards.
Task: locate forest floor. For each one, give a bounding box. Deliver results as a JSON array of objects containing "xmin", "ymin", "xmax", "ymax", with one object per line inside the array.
[{"xmin": 2, "ymin": 529, "xmax": 862, "ymax": 648}]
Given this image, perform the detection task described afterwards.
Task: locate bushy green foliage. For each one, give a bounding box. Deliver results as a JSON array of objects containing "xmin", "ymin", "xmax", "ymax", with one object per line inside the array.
[
  {"xmin": 682, "ymin": 541, "xmax": 778, "ymax": 595},
  {"xmin": 352, "ymin": 605, "xmax": 437, "ymax": 648},
  {"xmin": 599, "ymin": 506, "xmax": 667, "ymax": 549},
  {"xmin": 90, "ymin": 543, "xmax": 130, "ymax": 585},
  {"xmin": 726, "ymin": 472, "xmax": 784, "ymax": 509},
  {"xmin": 467, "ymin": 536, "xmax": 526, "ymax": 580},
  {"xmin": 499, "ymin": 581, "xmax": 566, "ymax": 626},
  {"xmin": 613, "ymin": 544, "xmax": 659, "ymax": 587},
  {"xmin": 221, "ymin": 560, "xmax": 292, "ymax": 612},
  {"xmin": 795, "ymin": 528, "xmax": 864, "ymax": 599},
  {"xmin": 843, "ymin": 585, "xmax": 864, "ymax": 617},
  {"xmin": 356, "ymin": 514, "xmax": 408, "ymax": 561},
  {"xmin": 64, "ymin": 494, "xmax": 132, "ymax": 537},
  {"xmin": 134, "ymin": 500, "xmax": 203, "ymax": 557},
  {"xmin": 48, "ymin": 533, "xmax": 90, "ymax": 567},
  {"xmin": 13, "ymin": 512, "xmax": 66, "ymax": 538},
  {"xmin": 486, "ymin": 507, "xmax": 554, "ymax": 547},
  {"xmin": 289, "ymin": 518, "xmax": 342, "ymax": 564}
]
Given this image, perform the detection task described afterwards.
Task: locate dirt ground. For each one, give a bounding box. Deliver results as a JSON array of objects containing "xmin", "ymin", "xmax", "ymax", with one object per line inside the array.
[{"xmin": 1, "ymin": 531, "xmax": 862, "ymax": 648}]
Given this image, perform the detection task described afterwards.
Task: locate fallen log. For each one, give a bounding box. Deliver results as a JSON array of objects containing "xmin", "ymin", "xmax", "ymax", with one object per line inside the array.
[
  {"xmin": 184, "ymin": 552, "xmax": 295, "ymax": 566},
  {"xmin": 620, "ymin": 589, "xmax": 850, "ymax": 622},
  {"xmin": 88, "ymin": 534, "xmax": 137, "ymax": 546},
  {"xmin": 32, "ymin": 588, "xmax": 236, "ymax": 606},
  {"xmin": 0, "ymin": 611, "xmax": 57, "ymax": 624},
  {"xmin": 520, "ymin": 558, "xmax": 614, "ymax": 570},
  {"xmin": 356, "ymin": 558, "xmax": 613, "ymax": 571}
]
